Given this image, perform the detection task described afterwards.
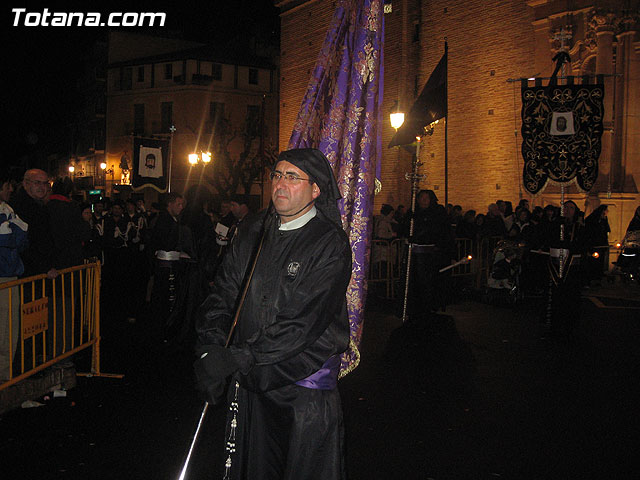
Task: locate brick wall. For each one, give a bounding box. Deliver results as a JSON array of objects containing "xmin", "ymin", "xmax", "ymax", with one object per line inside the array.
[{"xmin": 279, "ymin": 0, "xmax": 536, "ymax": 214}]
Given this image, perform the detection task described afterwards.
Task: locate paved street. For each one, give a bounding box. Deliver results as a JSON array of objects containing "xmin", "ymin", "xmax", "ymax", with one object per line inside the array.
[{"xmin": 2, "ymin": 282, "xmax": 639, "ymax": 479}]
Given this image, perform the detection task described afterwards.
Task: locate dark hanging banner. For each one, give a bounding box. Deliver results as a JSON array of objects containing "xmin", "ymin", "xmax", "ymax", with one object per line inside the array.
[
  {"xmin": 521, "ymin": 83, "xmax": 604, "ymax": 195},
  {"xmin": 389, "ymin": 48, "xmax": 447, "ymax": 148},
  {"xmin": 131, "ymin": 137, "xmax": 169, "ymax": 192}
]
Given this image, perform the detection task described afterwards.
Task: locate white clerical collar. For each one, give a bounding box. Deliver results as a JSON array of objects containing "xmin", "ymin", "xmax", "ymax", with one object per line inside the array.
[{"xmin": 279, "ymin": 206, "xmax": 317, "ymax": 231}]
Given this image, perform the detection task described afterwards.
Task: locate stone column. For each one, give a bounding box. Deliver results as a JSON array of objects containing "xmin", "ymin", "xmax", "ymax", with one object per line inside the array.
[
  {"xmin": 593, "ymin": 12, "xmax": 616, "ymax": 190},
  {"xmin": 615, "ymin": 16, "xmax": 639, "ymax": 193}
]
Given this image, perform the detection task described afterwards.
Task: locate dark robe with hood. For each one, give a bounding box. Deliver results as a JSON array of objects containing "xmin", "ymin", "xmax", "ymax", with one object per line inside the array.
[
  {"xmin": 196, "ymin": 148, "xmax": 351, "ymax": 479},
  {"xmin": 404, "ymin": 190, "xmax": 455, "ymax": 315}
]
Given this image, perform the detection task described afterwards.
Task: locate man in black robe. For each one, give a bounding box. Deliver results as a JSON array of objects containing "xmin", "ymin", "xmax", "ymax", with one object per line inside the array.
[{"xmin": 195, "ymin": 148, "xmax": 351, "ymax": 479}]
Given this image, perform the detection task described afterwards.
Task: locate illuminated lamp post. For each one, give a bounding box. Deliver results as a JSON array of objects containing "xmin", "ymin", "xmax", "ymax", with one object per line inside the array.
[{"xmin": 188, "ymin": 151, "xmax": 213, "ymax": 166}]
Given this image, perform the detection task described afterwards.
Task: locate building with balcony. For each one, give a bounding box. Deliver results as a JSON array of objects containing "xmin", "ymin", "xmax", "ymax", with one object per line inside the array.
[{"xmin": 105, "ymin": 31, "xmax": 279, "ymax": 205}]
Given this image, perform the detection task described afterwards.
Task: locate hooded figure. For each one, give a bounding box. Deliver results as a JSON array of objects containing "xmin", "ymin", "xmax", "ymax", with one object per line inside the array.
[
  {"xmin": 195, "ymin": 148, "xmax": 352, "ymax": 479},
  {"xmin": 274, "ymin": 148, "xmax": 343, "ymax": 228}
]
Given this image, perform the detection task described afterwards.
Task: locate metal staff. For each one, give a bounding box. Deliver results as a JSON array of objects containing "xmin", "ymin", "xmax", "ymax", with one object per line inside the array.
[
  {"xmin": 401, "ymin": 136, "xmax": 428, "ymax": 323},
  {"xmin": 177, "ymin": 205, "xmax": 273, "ymax": 480}
]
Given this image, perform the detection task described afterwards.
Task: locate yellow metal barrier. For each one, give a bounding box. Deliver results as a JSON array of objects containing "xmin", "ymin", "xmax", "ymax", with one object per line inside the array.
[{"xmin": 0, "ymin": 261, "xmax": 122, "ymax": 392}]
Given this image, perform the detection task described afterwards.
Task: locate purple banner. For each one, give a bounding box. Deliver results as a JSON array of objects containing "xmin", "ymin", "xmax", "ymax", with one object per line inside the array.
[{"xmin": 288, "ymin": 0, "xmax": 385, "ymax": 377}]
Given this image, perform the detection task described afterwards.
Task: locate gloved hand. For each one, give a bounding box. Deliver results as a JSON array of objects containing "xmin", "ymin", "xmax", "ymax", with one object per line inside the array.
[{"xmin": 193, "ymin": 344, "xmax": 239, "ymax": 405}]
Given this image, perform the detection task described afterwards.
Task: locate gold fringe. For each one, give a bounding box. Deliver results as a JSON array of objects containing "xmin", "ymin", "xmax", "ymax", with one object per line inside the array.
[{"xmin": 338, "ymin": 338, "xmax": 361, "ymax": 379}]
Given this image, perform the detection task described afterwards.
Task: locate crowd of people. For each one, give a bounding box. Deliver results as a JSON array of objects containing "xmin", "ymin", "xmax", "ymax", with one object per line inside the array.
[
  {"xmin": 371, "ymin": 191, "xmax": 639, "ymax": 333},
  {"xmin": 0, "ymin": 168, "xmax": 260, "ymax": 361}
]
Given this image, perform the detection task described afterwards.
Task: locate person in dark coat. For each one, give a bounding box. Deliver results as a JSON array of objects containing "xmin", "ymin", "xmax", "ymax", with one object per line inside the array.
[
  {"xmin": 627, "ymin": 206, "xmax": 640, "ymax": 233},
  {"xmin": 404, "ymin": 189, "xmax": 455, "ymax": 315},
  {"xmin": 149, "ymin": 193, "xmax": 191, "ymax": 337},
  {"xmin": 456, "ymin": 209, "xmax": 477, "ymax": 242},
  {"xmin": 9, "ymin": 169, "xmax": 57, "ymax": 278},
  {"xmin": 583, "ymin": 204, "xmax": 611, "ymax": 285},
  {"xmin": 47, "ymin": 177, "xmax": 85, "ymax": 270},
  {"xmin": 80, "ymin": 203, "xmax": 102, "ymax": 261},
  {"xmin": 195, "ymin": 148, "xmax": 351, "ymax": 480},
  {"xmin": 540, "ymin": 200, "xmax": 585, "ymax": 339}
]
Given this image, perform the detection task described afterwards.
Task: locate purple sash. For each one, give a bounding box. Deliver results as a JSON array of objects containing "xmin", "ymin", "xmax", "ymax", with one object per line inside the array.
[{"xmin": 295, "ymin": 355, "xmax": 340, "ymax": 390}]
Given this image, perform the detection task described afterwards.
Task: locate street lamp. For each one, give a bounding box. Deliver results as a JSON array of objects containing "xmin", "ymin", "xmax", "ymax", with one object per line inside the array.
[
  {"xmin": 68, "ymin": 165, "xmax": 75, "ymax": 173},
  {"xmin": 390, "ymin": 111, "xmax": 405, "ymax": 130},
  {"xmin": 390, "ymin": 100, "xmax": 405, "ymax": 131},
  {"xmin": 188, "ymin": 151, "xmax": 212, "ymax": 166}
]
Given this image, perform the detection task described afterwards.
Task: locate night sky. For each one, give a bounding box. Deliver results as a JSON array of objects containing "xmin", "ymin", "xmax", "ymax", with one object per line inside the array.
[{"xmin": 4, "ymin": 1, "xmax": 279, "ymax": 168}]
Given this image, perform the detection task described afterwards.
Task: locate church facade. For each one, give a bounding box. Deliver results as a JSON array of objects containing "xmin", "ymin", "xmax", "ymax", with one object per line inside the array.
[{"xmin": 277, "ymin": 0, "xmax": 639, "ymax": 245}]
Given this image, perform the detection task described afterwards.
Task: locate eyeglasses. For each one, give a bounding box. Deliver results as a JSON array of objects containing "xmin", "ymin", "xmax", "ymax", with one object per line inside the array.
[
  {"xmin": 269, "ymin": 171, "xmax": 311, "ymax": 184},
  {"xmin": 26, "ymin": 179, "xmax": 49, "ymax": 186}
]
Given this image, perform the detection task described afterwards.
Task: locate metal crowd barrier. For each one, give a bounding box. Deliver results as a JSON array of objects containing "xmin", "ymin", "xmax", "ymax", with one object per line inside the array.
[
  {"xmin": 0, "ymin": 261, "xmax": 121, "ymax": 392},
  {"xmin": 369, "ymin": 237, "xmax": 478, "ymax": 298}
]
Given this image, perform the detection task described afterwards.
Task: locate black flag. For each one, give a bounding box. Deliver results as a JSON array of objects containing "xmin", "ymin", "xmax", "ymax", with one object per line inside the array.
[{"xmin": 389, "ymin": 47, "xmax": 447, "ymax": 148}]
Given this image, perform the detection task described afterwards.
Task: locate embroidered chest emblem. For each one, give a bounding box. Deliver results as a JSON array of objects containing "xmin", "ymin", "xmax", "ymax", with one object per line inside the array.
[{"xmin": 287, "ymin": 261, "xmax": 301, "ymax": 278}]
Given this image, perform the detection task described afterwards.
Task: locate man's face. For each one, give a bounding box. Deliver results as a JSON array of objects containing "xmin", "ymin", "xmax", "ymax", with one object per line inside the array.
[
  {"xmin": 271, "ymin": 160, "xmax": 319, "ymax": 222},
  {"xmin": 522, "ymin": 200, "xmax": 530, "ymax": 210},
  {"xmin": 167, "ymin": 198, "xmax": 185, "ymax": 217},
  {"xmin": 94, "ymin": 203, "xmax": 104, "ymax": 214},
  {"xmin": 220, "ymin": 202, "xmax": 231, "ymax": 216},
  {"xmin": 229, "ymin": 201, "xmax": 244, "ymax": 219},
  {"xmin": 126, "ymin": 203, "xmax": 136, "ymax": 215},
  {"xmin": 0, "ymin": 181, "xmax": 13, "ymax": 203},
  {"xmin": 112, "ymin": 205, "xmax": 123, "ymax": 217},
  {"xmin": 417, "ymin": 193, "xmax": 430, "ymax": 209},
  {"xmin": 563, "ymin": 203, "xmax": 576, "ymax": 219},
  {"xmin": 81, "ymin": 208, "xmax": 93, "ymax": 223},
  {"xmin": 24, "ymin": 170, "xmax": 49, "ymax": 201}
]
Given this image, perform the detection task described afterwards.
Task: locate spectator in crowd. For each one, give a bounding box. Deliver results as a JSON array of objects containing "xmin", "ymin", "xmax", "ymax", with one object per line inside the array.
[
  {"xmin": 503, "ymin": 201, "xmax": 515, "ymax": 232},
  {"xmin": 226, "ymin": 195, "xmax": 252, "ymax": 244},
  {"xmin": 474, "ymin": 213, "xmax": 486, "ymax": 236},
  {"xmin": 9, "ymin": 169, "xmax": 57, "ymax": 279},
  {"xmin": 371, "ymin": 204, "xmax": 396, "ymax": 272},
  {"xmin": 80, "ymin": 203, "xmax": 102, "ymax": 261},
  {"xmin": 92, "ymin": 199, "xmax": 106, "ymax": 223},
  {"xmin": 218, "ymin": 199, "xmax": 235, "ymax": 228},
  {"xmin": 449, "ymin": 205, "xmax": 463, "ymax": 229},
  {"xmin": 1, "ymin": 171, "xmax": 28, "ymax": 380},
  {"xmin": 47, "ymin": 177, "xmax": 85, "ymax": 270},
  {"xmin": 456, "ymin": 209, "xmax": 477, "ymax": 242},
  {"xmin": 374, "ymin": 204, "xmax": 396, "ymax": 240},
  {"xmin": 484, "ymin": 203, "xmax": 507, "ymax": 237},
  {"xmin": 136, "ymin": 199, "xmax": 147, "ymax": 217},
  {"xmin": 508, "ymin": 207, "xmax": 532, "ymax": 243},
  {"xmin": 392, "ymin": 204, "xmax": 407, "ymax": 236}
]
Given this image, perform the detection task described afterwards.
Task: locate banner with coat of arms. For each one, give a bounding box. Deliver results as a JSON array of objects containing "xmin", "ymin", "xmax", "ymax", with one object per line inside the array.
[{"xmin": 521, "ymin": 82, "xmax": 604, "ymax": 195}]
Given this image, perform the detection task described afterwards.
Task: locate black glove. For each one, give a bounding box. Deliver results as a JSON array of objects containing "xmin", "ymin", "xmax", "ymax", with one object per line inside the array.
[{"xmin": 193, "ymin": 345, "xmax": 238, "ymax": 405}]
